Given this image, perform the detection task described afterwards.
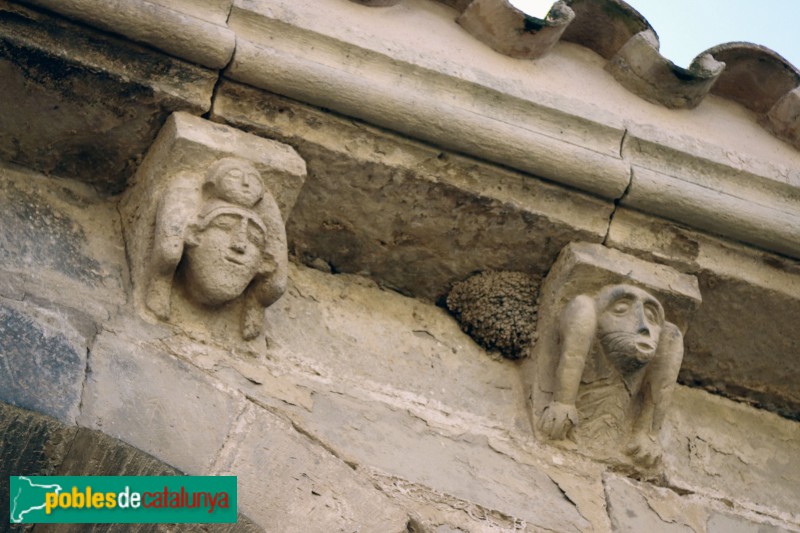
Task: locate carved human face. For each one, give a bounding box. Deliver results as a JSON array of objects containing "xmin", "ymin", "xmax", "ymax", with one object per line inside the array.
[
  {"xmin": 596, "ymin": 285, "xmax": 664, "ymax": 374},
  {"xmin": 215, "ymin": 164, "xmax": 264, "ymax": 207},
  {"xmin": 184, "ymin": 209, "xmax": 267, "ymax": 306}
]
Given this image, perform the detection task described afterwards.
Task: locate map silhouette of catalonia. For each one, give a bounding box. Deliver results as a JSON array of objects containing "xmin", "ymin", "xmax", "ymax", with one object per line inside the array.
[{"xmin": 10, "ymin": 476, "xmax": 62, "ymax": 523}]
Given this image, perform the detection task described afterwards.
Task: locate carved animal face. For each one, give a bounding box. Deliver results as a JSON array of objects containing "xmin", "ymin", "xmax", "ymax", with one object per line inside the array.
[
  {"xmin": 596, "ymin": 285, "xmax": 664, "ymax": 374},
  {"xmin": 184, "ymin": 210, "xmax": 266, "ymax": 306}
]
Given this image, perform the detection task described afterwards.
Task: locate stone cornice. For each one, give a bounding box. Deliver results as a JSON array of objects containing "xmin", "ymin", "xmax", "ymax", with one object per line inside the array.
[
  {"xmin": 9, "ymin": 0, "xmax": 800, "ymax": 260},
  {"xmin": 20, "ymin": 0, "xmax": 235, "ymax": 69},
  {"xmin": 225, "ymin": 0, "xmax": 800, "ymax": 259}
]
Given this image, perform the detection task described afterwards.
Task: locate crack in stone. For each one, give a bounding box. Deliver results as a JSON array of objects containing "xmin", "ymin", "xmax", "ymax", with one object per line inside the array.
[{"xmin": 603, "ymin": 164, "xmax": 634, "ymax": 246}]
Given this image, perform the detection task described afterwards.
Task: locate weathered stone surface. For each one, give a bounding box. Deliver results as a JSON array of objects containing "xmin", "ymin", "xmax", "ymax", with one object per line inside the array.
[
  {"xmin": 604, "ymin": 473, "xmax": 797, "ymax": 533},
  {"xmin": 24, "ymin": 0, "xmax": 235, "ymax": 69},
  {"xmin": 0, "ymin": 163, "xmax": 127, "ymax": 322},
  {"xmin": 78, "ymin": 324, "xmax": 246, "ymax": 475},
  {"xmin": 707, "ymin": 513, "xmax": 793, "ymax": 533},
  {"xmin": 605, "ymin": 475, "xmax": 702, "ymax": 533},
  {"xmin": 283, "ymin": 391, "xmax": 590, "ymax": 532},
  {"xmin": 211, "ymin": 80, "xmax": 613, "ymax": 301},
  {"xmin": 664, "ymin": 387, "xmax": 800, "ymax": 522},
  {"xmin": 369, "ymin": 467, "xmax": 592, "ymax": 532},
  {"xmin": 256, "ymin": 265, "xmax": 599, "ymax": 530},
  {"xmin": 0, "ymin": 298, "xmax": 88, "ymax": 424},
  {"xmin": 264, "ymin": 265, "xmax": 528, "ymax": 431},
  {"xmin": 0, "ymin": 1, "xmax": 216, "ymax": 192},
  {"xmin": 606, "ymin": 208, "xmax": 800, "ymax": 420},
  {"xmin": 213, "ymin": 404, "xmax": 410, "ymax": 533}
]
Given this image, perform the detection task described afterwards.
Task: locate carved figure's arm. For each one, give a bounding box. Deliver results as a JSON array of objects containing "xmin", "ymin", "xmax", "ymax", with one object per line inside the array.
[
  {"xmin": 145, "ymin": 178, "xmax": 198, "ymax": 319},
  {"xmin": 627, "ymin": 321, "xmax": 683, "ymax": 466},
  {"xmin": 540, "ymin": 294, "xmax": 597, "ymax": 440},
  {"xmin": 241, "ymin": 194, "xmax": 289, "ymax": 340}
]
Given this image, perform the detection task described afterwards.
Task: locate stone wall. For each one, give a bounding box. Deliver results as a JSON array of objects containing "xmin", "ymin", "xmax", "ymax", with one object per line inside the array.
[{"xmin": 1, "ymin": 1, "xmax": 799, "ymax": 532}]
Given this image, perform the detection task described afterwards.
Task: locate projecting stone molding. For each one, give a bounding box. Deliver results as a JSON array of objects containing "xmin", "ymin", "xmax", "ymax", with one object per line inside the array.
[
  {"xmin": 341, "ymin": 0, "xmax": 800, "ymax": 142},
  {"xmin": 120, "ymin": 112, "xmax": 306, "ymax": 343},
  {"xmin": 526, "ymin": 242, "xmax": 701, "ymax": 471}
]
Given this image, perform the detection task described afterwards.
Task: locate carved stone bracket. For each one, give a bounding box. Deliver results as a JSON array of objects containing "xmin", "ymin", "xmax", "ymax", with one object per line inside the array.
[
  {"xmin": 524, "ymin": 242, "xmax": 701, "ymax": 471},
  {"xmin": 120, "ymin": 112, "xmax": 307, "ymax": 344}
]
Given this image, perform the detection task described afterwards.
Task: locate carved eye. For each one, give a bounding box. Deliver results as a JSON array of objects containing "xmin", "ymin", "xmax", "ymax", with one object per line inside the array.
[
  {"xmin": 644, "ymin": 304, "xmax": 659, "ymax": 324},
  {"xmin": 247, "ymin": 222, "xmax": 266, "ymax": 248},
  {"xmin": 611, "ymin": 299, "xmax": 631, "ymax": 314},
  {"xmin": 228, "ymin": 169, "xmax": 243, "ymax": 179},
  {"xmin": 208, "ymin": 214, "xmax": 237, "ymax": 230}
]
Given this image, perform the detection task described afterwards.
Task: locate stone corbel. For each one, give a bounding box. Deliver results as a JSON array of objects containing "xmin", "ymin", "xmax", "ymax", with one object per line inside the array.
[
  {"xmin": 524, "ymin": 242, "xmax": 701, "ymax": 471},
  {"xmin": 120, "ymin": 112, "xmax": 306, "ymax": 344}
]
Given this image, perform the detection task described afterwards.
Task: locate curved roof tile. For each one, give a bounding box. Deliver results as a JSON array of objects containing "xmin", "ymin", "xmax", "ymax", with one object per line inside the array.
[
  {"xmin": 707, "ymin": 43, "xmax": 800, "ymax": 113},
  {"xmin": 349, "ymin": 0, "xmax": 800, "ymax": 151},
  {"xmin": 560, "ymin": 0, "xmax": 651, "ymax": 60},
  {"xmin": 456, "ymin": 0, "xmax": 575, "ymax": 59},
  {"xmin": 606, "ymin": 30, "xmax": 725, "ymax": 109}
]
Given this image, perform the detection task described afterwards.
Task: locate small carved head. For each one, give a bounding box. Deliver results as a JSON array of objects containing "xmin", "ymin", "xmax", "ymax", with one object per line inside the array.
[{"xmin": 595, "ymin": 284, "xmax": 665, "ymax": 374}]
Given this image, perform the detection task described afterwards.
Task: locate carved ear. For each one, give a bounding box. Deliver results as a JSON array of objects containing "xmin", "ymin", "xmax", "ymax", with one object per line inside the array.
[
  {"xmin": 184, "ymin": 224, "xmax": 200, "ymax": 247},
  {"xmin": 259, "ymin": 253, "xmax": 278, "ymax": 276}
]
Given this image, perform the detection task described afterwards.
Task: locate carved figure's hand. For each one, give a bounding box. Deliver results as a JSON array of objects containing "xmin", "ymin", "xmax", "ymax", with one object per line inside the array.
[
  {"xmin": 539, "ymin": 402, "xmax": 579, "ymax": 441},
  {"xmin": 625, "ymin": 432, "xmax": 662, "ymax": 468},
  {"xmin": 145, "ymin": 278, "xmax": 172, "ymax": 320}
]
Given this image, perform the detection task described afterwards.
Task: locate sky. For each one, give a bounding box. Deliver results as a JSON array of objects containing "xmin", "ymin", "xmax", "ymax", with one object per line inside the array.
[{"xmin": 509, "ymin": 0, "xmax": 800, "ymax": 68}]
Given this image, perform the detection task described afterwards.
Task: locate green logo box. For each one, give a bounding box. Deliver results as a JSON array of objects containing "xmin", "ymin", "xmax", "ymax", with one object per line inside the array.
[{"xmin": 9, "ymin": 476, "xmax": 237, "ymax": 524}]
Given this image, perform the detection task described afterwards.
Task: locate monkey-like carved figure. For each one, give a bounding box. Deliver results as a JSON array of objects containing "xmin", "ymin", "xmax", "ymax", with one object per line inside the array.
[
  {"xmin": 539, "ymin": 284, "xmax": 683, "ymax": 468},
  {"xmin": 144, "ymin": 158, "xmax": 288, "ymax": 340}
]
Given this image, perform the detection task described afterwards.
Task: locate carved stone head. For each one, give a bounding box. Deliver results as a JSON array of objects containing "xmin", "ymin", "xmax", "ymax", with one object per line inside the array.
[
  {"xmin": 595, "ymin": 284, "xmax": 665, "ymax": 375},
  {"xmin": 145, "ymin": 157, "xmax": 288, "ymax": 340},
  {"xmin": 182, "ymin": 159, "xmax": 276, "ymax": 307}
]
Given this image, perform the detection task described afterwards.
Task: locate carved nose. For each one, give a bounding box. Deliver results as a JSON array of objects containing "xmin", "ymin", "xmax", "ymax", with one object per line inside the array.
[{"xmin": 635, "ymin": 305, "xmax": 650, "ymax": 336}]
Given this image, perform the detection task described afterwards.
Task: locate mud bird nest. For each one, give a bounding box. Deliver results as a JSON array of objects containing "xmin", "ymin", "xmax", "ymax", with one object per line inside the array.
[{"xmin": 446, "ymin": 271, "xmax": 540, "ymax": 360}]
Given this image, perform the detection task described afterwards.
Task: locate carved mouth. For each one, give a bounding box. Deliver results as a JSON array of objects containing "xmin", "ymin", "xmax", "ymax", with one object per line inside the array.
[
  {"xmin": 224, "ymin": 256, "xmax": 245, "ymax": 266},
  {"xmin": 636, "ymin": 341, "xmax": 655, "ymax": 354}
]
